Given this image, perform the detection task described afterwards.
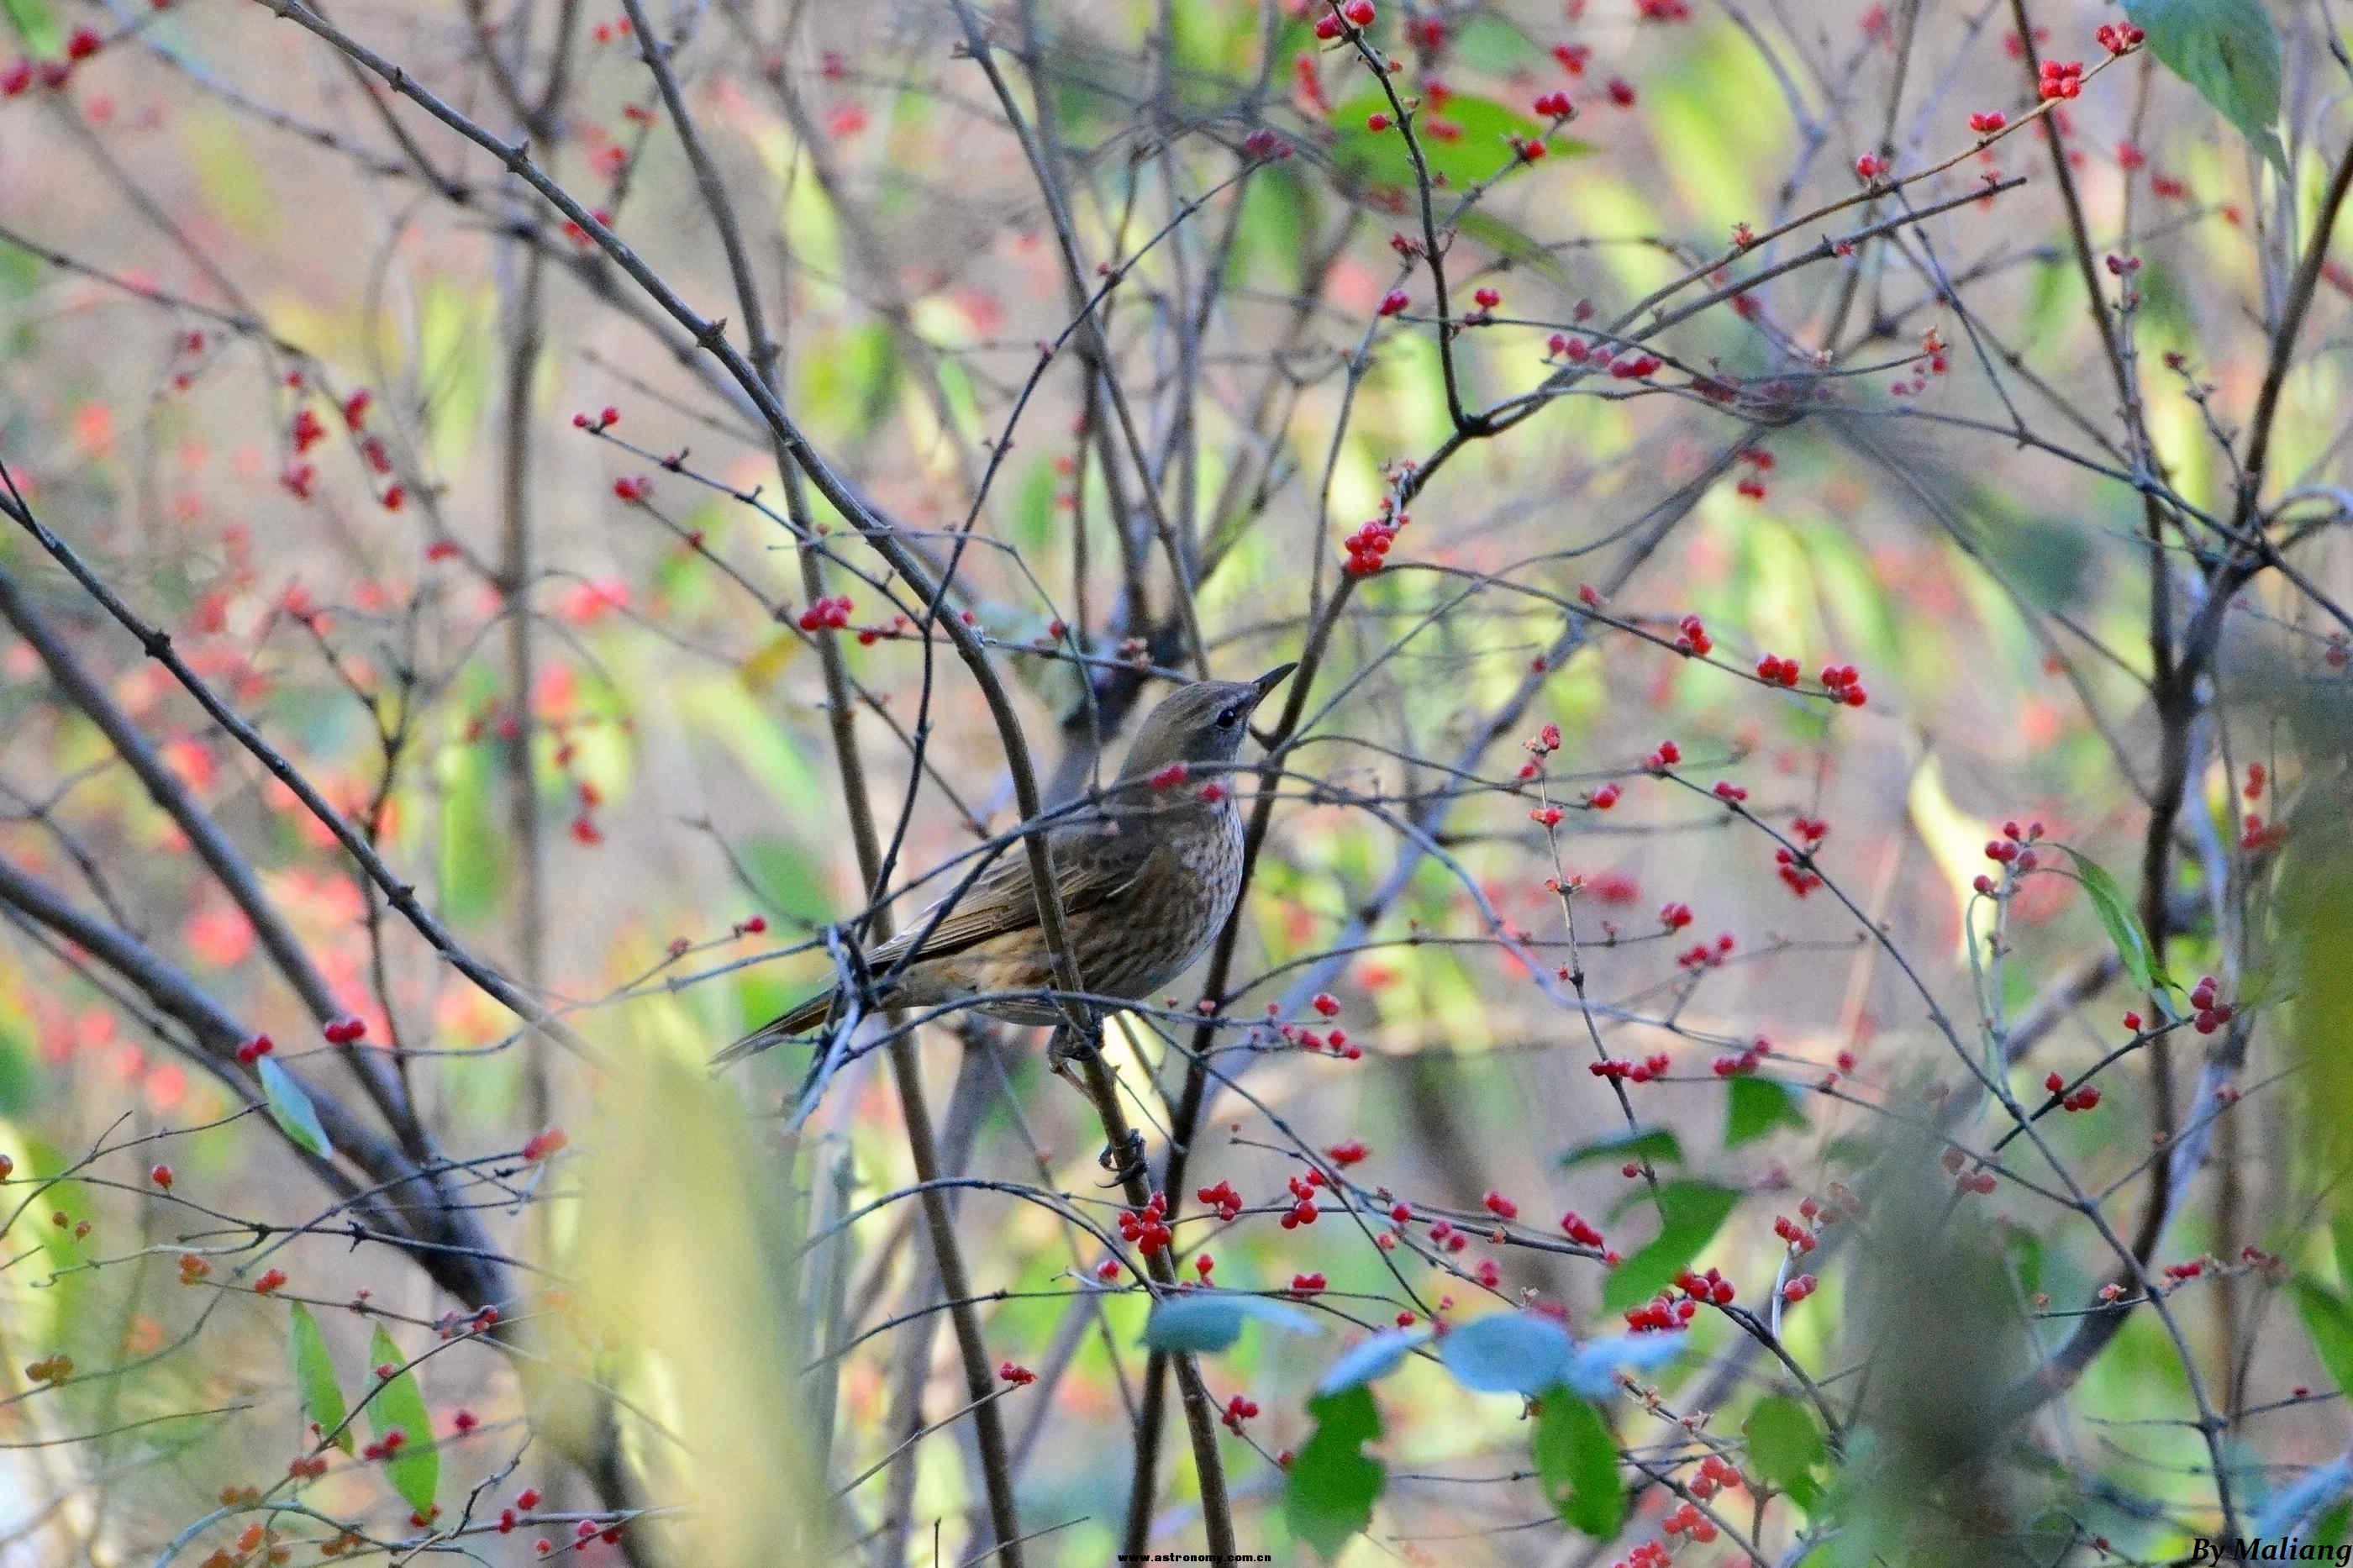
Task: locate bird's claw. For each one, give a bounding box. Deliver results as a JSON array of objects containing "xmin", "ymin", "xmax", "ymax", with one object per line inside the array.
[{"xmin": 1097, "ymin": 1129, "xmax": 1147, "ymax": 1187}]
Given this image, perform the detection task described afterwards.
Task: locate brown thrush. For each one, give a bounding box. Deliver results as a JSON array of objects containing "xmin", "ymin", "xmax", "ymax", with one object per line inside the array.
[{"xmin": 714, "ymin": 663, "xmax": 1296, "ymax": 1085}]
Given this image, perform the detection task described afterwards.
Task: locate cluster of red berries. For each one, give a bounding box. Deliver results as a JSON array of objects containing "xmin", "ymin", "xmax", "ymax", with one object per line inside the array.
[
  {"xmin": 2043, "ymin": 1071, "xmax": 2103, "ymax": 1112},
  {"xmin": 2038, "ymin": 58, "xmax": 2084, "ymax": 100},
  {"xmin": 2189, "ymin": 975, "xmax": 2235, "ymax": 1035},
  {"xmin": 998, "ymin": 1360, "xmax": 1037, "ymax": 1386},
  {"xmin": 1676, "ymin": 1265, "xmax": 1737, "ymax": 1305},
  {"xmin": 1243, "ymin": 128, "xmax": 1289, "ymax": 161},
  {"xmin": 2094, "ymin": 22, "xmax": 2144, "ymax": 55},
  {"xmin": 492, "ymin": 1487, "xmax": 545, "ymax": 1537},
  {"xmin": 1590, "ymin": 1052, "xmax": 1672, "ymax": 1083},
  {"xmin": 236, "ymin": 1033, "xmax": 276, "ymax": 1066},
  {"xmin": 1782, "ymin": 1274, "xmax": 1818, "ymax": 1303},
  {"xmin": 1196, "ymin": 1180, "xmax": 1245, "ymax": 1221},
  {"xmin": 1276, "ymin": 1018, "xmax": 1356, "ymax": 1056},
  {"xmin": 358, "ymin": 1427, "xmax": 408, "ymax": 1464},
  {"xmin": 1710, "ymin": 1036, "xmax": 1771, "ymax": 1077},
  {"xmin": 1531, "ymin": 89, "xmax": 1573, "ymax": 119},
  {"xmin": 1424, "ymin": 1217, "xmax": 1471, "ymax": 1254},
  {"xmin": 1613, "ymin": 1540, "xmax": 1672, "ymax": 1568},
  {"xmin": 2238, "ymin": 813, "xmax": 2287, "ymax": 852},
  {"xmin": 1969, "ymin": 109, "xmax": 2008, "ymax": 134},
  {"xmin": 1661, "ymin": 1502, "xmax": 1721, "ymax": 1544},
  {"xmin": 178, "ymin": 1252, "xmax": 212, "ymax": 1284},
  {"xmin": 1677, "ymin": 932, "xmax": 1737, "ymax": 970},
  {"xmin": 1644, "ymin": 739, "xmax": 1682, "ymax": 772},
  {"xmin": 1659, "ymin": 901, "xmax": 1694, "ymax": 930},
  {"xmin": 571, "ymin": 406, "xmax": 622, "ymax": 432},
  {"xmin": 1221, "ymin": 1393, "xmax": 1261, "ymax": 1430},
  {"xmin": 1671, "ymin": 615, "xmax": 1711, "ymax": 655},
  {"xmin": 1341, "ymin": 514, "xmax": 1399, "ymax": 576},
  {"xmin": 1290, "ymin": 1271, "xmax": 1328, "ymax": 1296},
  {"xmin": 1754, "ymin": 653, "xmax": 1802, "ymax": 685},
  {"xmin": 322, "ymin": 1014, "xmax": 366, "ymax": 1044},
  {"xmin": 1560, "ymin": 1210, "xmax": 1605, "ymax": 1248},
  {"xmin": 1280, "ymin": 1171, "xmax": 1324, "ymax": 1229},
  {"xmin": 287, "ymin": 1452, "xmax": 330, "ymax": 1481},
  {"xmin": 521, "ymin": 1126, "xmax": 568, "ymax": 1162},
  {"xmin": 1772, "ymin": 1213, "xmax": 1820, "ymax": 1254},
  {"xmin": 1119, "ymin": 1191, "xmax": 1176, "ymax": 1255},
  {"xmin": 610, "ymin": 474, "xmax": 650, "ymax": 502},
  {"xmin": 797, "ymin": 594, "xmax": 854, "ymax": 633},
  {"xmin": 1624, "ymin": 1291, "xmax": 1700, "ymax": 1332},
  {"xmin": 1774, "ymin": 844, "xmax": 1822, "ymax": 898},
  {"xmin": 1311, "ymin": 0, "xmax": 1377, "ymax": 39},
  {"xmin": 1320, "ymin": 1138, "xmax": 1368, "ymax": 1167},
  {"xmin": 1586, "ymin": 781, "xmax": 1623, "ymax": 810},
  {"xmin": 1480, "ymin": 1189, "xmax": 1518, "ymax": 1221},
  {"xmin": 1819, "ymin": 662, "xmax": 1867, "ymax": 705},
  {"xmin": 1854, "ymin": 152, "xmax": 1886, "ymax": 181}
]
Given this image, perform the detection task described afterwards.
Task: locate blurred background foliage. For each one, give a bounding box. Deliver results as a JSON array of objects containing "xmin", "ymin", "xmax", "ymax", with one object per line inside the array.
[{"xmin": 0, "ymin": 0, "xmax": 2350, "ymax": 1565}]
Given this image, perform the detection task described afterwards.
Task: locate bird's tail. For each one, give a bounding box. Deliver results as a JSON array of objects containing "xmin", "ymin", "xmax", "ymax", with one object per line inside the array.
[{"xmin": 710, "ymin": 987, "xmax": 840, "ymax": 1069}]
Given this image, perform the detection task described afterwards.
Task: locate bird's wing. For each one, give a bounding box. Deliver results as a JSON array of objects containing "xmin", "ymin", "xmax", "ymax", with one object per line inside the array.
[{"xmin": 877, "ymin": 823, "xmax": 1144, "ymax": 966}]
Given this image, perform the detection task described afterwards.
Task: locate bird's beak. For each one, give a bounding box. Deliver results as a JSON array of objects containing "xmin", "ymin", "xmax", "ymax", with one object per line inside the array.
[{"xmin": 1248, "ymin": 661, "xmax": 1299, "ymax": 707}]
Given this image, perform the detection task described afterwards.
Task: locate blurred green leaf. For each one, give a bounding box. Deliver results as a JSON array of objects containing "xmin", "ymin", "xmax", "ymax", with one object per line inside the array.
[
  {"xmin": 1603, "ymin": 1181, "xmax": 1740, "ymax": 1313},
  {"xmin": 288, "ymin": 1302, "xmax": 354, "ymax": 1455},
  {"xmin": 2, "ymin": 0, "xmax": 61, "ymax": 54},
  {"xmin": 365, "ymin": 1325, "xmax": 439, "ymax": 1516},
  {"xmin": 1141, "ymin": 1292, "xmax": 1319, "ymax": 1354},
  {"xmin": 1330, "ymin": 91, "xmax": 1543, "ymax": 191},
  {"xmin": 1285, "ymin": 1385, "xmax": 1384, "ymax": 1561},
  {"xmin": 1725, "ymin": 1077, "xmax": 1808, "ymax": 1148},
  {"xmin": 1560, "ymin": 1124, "xmax": 1683, "ymax": 1171},
  {"xmin": 2292, "ymin": 1279, "xmax": 2353, "ymax": 1398},
  {"xmin": 2280, "ymin": 818, "xmax": 2353, "ymax": 1167},
  {"xmin": 737, "ymin": 836, "xmax": 833, "ymax": 929},
  {"xmin": 0, "ymin": 1013, "xmax": 34, "ymax": 1115},
  {"xmin": 436, "ymin": 740, "xmax": 502, "ymax": 925},
  {"xmin": 1534, "ymin": 1391, "xmax": 1626, "ymax": 1535},
  {"xmin": 1745, "ymin": 1392, "xmax": 1829, "ymax": 1507},
  {"xmin": 2124, "ymin": 0, "xmax": 2285, "ymax": 171},
  {"xmin": 2059, "ymin": 848, "xmax": 2166, "ymax": 995},
  {"xmin": 256, "ymin": 1056, "xmax": 333, "ymax": 1160}
]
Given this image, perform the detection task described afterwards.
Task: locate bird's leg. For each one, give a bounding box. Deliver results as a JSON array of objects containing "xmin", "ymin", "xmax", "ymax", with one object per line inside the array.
[
  {"xmin": 1046, "ymin": 1013, "xmax": 1102, "ymax": 1071},
  {"xmin": 1097, "ymin": 1125, "xmax": 1147, "ymax": 1187}
]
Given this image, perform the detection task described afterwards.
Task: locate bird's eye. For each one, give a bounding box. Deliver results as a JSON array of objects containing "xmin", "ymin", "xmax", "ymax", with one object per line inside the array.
[{"xmin": 1215, "ymin": 704, "xmax": 1243, "ymax": 728}]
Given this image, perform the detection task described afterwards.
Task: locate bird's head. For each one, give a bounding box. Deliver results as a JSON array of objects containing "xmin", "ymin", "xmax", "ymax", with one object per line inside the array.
[{"xmin": 1115, "ymin": 663, "xmax": 1298, "ymax": 785}]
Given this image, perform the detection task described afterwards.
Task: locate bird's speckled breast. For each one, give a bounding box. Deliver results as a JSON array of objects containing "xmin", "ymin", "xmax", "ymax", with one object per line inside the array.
[{"xmin": 1080, "ymin": 798, "xmax": 1245, "ymax": 1002}]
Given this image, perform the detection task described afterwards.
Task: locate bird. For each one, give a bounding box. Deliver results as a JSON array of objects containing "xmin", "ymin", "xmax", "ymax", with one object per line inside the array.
[{"xmin": 713, "ymin": 663, "xmax": 1298, "ymax": 1095}]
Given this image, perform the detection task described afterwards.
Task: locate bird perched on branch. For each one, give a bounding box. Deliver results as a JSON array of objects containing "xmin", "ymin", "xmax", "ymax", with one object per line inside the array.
[{"xmin": 714, "ymin": 663, "xmax": 1298, "ymax": 1098}]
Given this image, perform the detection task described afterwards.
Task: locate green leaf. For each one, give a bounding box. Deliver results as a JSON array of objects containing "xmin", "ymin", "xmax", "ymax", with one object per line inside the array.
[
  {"xmin": 1141, "ymin": 1292, "xmax": 1319, "ymax": 1354},
  {"xmin": 2, "ymin": 0, "xmax": 61, "ymax": 55},
  {"xmin": 1330, "ymin": 91, "xmax": 1545, "ymax": 191},
  {"xmin": 287, "ymin": 1302, "xmax": 354, "ymax": 1455},
  {"xmin": 1724, "ymin": 1077, "xmax": 1808, "ymax": 1148},
  {"xmin": 1744, "ymin": 1392, "xmax": 1829, "ymax": 1508},
  {"xmin": 1534, "ymin": 1391, "xmax": 1627, "ymax": 1536},
  {"xmin": 2292, "ymin": 1279, "xmax": 2353, "ymax": 1398},
  {"xmin": 255, "ymin": 1056, "xmax": 334, "ymax": 1160},
  {"xmin": 1440, "ymin": 1312, "xmax": 1573, "ymax": 1395},
  {"xmin": 1559, "ymin": 1124, "xmax": 1683, "ymax": 1171},
  {"xmin": 1602, "ymin": 1182, "xmax": 1741, "ymax": 1313},
  {"xmin": 435, "ymin": 739, "xmax": 502, "ymax": 925},
  {"xmin": 365, "ymin": 1326, "xmax": 438, "ymax": 1517},
  {"xmin": 2124, "ymin": 0, "xmax": 2286, "ymax": 171},
  {"xmin": 2058, "ymin": 848, "xmax": 2166, "ymax": 996},
  {"xmin": 1285, "ymin": 1385, "xmax": 1384, "ymax": 1561}
]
